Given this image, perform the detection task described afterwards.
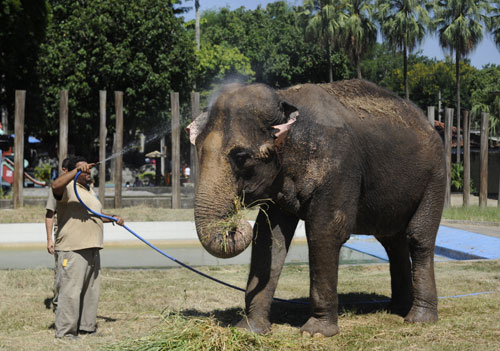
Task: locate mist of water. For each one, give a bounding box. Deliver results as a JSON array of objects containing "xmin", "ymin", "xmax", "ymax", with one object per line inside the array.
[{"xmin": 95, "ymin": 122, "xmax": 172, "ymax": 165}]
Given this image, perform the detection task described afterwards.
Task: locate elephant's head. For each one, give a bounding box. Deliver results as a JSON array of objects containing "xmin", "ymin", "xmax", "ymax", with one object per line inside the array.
[{"xmin": 188, "ymin": 84, "xmax": 298, "ymax": 258}]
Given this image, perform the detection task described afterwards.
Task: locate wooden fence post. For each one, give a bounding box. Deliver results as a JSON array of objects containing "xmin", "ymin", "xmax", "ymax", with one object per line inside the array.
[
  {"xmin": 456, "ymin": 109, "xmax": 461, "ymax": 164},
  {"xmin": 171, "ymin": 92, "xmax": 181, "ymax": 209},
  {"xmin": 427, "ymin": 106, "xmax": 435, "ymax": 126},
  {"xmin": 190, "ymin": 92, "xmax": 200, "ymax": 187},
  {"xmin": 444, "ymin": 108, "xmax": 453, "ymax": 208},
  {"xmin": 479, "ymin": 112, "xmax": 489, "ymax": 208},
  {"xmin": 463, "ymin": 110, "xmax": 470, "ymax": 207},
  {"xmin": 58, "ymin": 90, "xmax": 68, "ymax": 175},
  {"xmin": 99, "ymin": 90, "xmax": 107, "ymax": 206},
  {"xmin": 13, "ymin": 90, "xmax": 25, "ymax": 208},
  {"xmin": 114, "ymin": 91, "xmax": 123, "ymax": 208}
]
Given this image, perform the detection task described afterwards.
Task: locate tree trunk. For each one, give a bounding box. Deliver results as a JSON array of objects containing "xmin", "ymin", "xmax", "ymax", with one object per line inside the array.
[
  {"xmin": 327, "ymin": 39, "xmax": 333, "ymax": 83},
  {"xmin": 404, "ymin": 41, "xmax": 409, "ymax": 100},
  {"xmin": 195, "ymin": 0, "xmax": 200, "ymax": 51},
  {"xmin": 456, "ymin": 50, "xmax": 461, "ymax": 162},
  {"xmin": 356, "ymin": 54, "xmax": 362, "ymax": 79}
]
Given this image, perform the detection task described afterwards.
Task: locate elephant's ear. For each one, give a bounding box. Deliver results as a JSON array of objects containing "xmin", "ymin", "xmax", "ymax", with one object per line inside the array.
[
  {"xmin": 272, "ymin": 102, "xmax": 299, "ymax": 148},
  {"xmin": 186, "ymin": 111, "xmax": 209, "ymax": 145}
]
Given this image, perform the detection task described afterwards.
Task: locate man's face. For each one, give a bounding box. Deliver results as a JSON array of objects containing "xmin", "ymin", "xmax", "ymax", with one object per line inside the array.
[{"xmin": 75, "ymin": 161, "xmax": 91, "ymax": 185}]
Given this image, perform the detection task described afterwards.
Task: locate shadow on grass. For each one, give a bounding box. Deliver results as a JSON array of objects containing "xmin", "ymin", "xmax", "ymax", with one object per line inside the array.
[{"xmin": 180, "ymin": 292, "xmax": 393, "ymax": 329}]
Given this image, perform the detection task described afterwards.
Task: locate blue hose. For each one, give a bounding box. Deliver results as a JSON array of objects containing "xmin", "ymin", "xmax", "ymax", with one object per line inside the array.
[{"xmin": 73, "ymin": 171, "xmax": 495, "ymax": 306}]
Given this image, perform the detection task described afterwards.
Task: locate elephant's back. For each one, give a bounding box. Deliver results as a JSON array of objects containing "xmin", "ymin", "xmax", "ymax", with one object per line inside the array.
[{"xmin": 318, "ymin": 79, "xmax": 431, "ymax": 132}]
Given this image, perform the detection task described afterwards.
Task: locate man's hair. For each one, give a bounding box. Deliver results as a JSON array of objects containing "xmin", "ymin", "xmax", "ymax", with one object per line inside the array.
[
  {"xmin": 66, "ymin": 156, "xmax": 86, "ymax": 172},
  {"xmin": 61, "ymin": 157, "xmax": 71, "ymax": 170}
]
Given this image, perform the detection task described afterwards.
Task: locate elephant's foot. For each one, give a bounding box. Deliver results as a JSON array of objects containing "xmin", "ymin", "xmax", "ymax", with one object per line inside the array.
[
  {"xmin": 404, "ymin": 305, "xmax": 438, "ymax": 323},
  {"xmin": 300, "ymin": 317, "xmax": 339, "ymax": 337},
  {"xmin": 235, "ymin": 316, "xmax": 271, "ymax": 334}
]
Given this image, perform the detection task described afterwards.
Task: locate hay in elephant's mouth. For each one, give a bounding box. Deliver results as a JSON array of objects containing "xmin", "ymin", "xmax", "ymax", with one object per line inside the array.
[
  {"xmin": 204, "ymin": 195, "xmax": 272, "ymax": 253},
  {"xmin": 204, "ymin": 196, "xmax": 246, "ymax": 253}
]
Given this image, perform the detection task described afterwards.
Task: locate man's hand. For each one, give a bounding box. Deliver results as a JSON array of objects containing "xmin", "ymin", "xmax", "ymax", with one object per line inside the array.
[
  {"xmin": 114, "ymin": 216, "xmax": 125, "ymax": 226},
  {"xmin": 76, "ymin": 162, "xmax": 95, "ymax": 174},
  {"xmin": 47, "ymin": 239, "xmax": 55, "ymax": 254}
]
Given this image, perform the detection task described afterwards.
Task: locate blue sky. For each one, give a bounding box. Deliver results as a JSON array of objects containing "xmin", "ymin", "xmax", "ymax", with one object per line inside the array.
[{"xmin": 180, "ymin": 0, "xmax": 500, "ymax": 69}]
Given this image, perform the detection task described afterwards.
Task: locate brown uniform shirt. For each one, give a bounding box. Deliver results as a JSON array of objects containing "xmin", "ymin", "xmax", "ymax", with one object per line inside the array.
[{"xmin": 55, "ymin": 181, "xmax": 103, "ymax": 251}]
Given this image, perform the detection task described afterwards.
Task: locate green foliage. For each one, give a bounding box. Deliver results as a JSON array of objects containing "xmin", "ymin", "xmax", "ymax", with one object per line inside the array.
[
  {"xmin": 469, "ymin": 64, "xmax": 500, "ymax": 133},
  {"xmin": 36, "ymin": 0, "xmax": 196, "ymax": 157},
  {"xmin": 450, "ymin": 162, "xmax": 476, "ymax": 193},
  {"xmin": 0, "ymin": 187, "xmax": 11, "ymax": 199},
  {"xmin": 199, "ymin": 1, "xmax": 351, "ymax": 90},
  {"xmin": 0, "ymin": 0, "xmax": 49, "ymax": 135},
  {"xmin": 195, "ymin": 43, "xmax": 255, "ymax": 90},
  {"xmin": 34, "ymin": 163, "xmax": 52, "ymax": 184},
  {"xmin": 337, "ymin": 0, "xmax": 377, "ymax": 79},
  {"xmin": 434, "ymin": 0, "xmax": 488, "ymax": 57},
  {"xmin": 487, "ymin": 0, "xmax": 500, "ymax": 51},
  {"xmin": 376, "ymin": 0, "xmax": 432, "ymax": 99}
]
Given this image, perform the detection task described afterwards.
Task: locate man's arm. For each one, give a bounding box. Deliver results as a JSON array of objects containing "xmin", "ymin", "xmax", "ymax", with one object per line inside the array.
[{"xmin": 45, "ymin": 210, "xmax": 55, "ymax": 254}]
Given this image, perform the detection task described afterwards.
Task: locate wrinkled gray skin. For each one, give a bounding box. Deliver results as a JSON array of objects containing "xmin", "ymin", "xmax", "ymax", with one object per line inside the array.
[{"xmin": 192, "ymin": 80, "xmax": 445, "ymax": 337}]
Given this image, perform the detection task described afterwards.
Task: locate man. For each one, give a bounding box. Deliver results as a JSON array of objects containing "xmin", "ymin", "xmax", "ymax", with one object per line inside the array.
[
  {"xmin": 45, "ymin": 157, "xmax": 70, "ymax": 312},
  {"xmin": 51, "ymin": 156, "xmax": 124, "ymax": 339}
]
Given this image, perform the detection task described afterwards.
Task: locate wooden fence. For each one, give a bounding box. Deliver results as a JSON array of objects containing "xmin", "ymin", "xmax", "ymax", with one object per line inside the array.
[
  {"xmin": 7, "ymin": 89, "xmax": 201, "ymax": 209},
  {"xmin": 4, "ymin": 90, "xmax": 496, "ymax": 209}
]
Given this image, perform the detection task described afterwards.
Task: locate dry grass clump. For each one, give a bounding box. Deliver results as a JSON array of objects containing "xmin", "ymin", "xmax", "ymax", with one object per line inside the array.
[{"xmin": 203, "ymin": 196, "xmax": 270, "ymax": 253}]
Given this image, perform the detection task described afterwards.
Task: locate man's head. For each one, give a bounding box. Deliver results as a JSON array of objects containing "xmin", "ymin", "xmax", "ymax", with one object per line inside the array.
[
  {"xmin": 61, "ymin": 157, "xmax": 70, "ymax": 174},
  {"xmin": 67, "ymin": 156, "xmax": 91, "ymax": 186}
]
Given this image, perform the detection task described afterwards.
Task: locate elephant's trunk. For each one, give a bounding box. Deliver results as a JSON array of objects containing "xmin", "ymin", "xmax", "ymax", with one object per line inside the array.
[{"xmin": 194, "ymin": 139, "xmax": 253, "ymax": 258}]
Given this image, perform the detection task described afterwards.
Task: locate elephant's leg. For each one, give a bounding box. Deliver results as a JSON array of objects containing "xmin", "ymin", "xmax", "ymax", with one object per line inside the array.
[
  {"xmin": 376, "ymin": 234, "xmax": 413, "ymax": 316},
  {"xmin": 300, "ymin": 206, "xmax": 352, "ymax": 337},
  {"xmin": 236, "ymin": 204, "xmax": 298, "ymax": 334},
  {"xmin": 404, "ymin": 181, "xmax": 443, "ymax": 323}
]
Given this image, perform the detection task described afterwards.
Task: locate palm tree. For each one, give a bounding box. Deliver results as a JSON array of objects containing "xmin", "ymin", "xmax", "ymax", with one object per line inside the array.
[
  {"xmin": 434, "ymin": 0, "xmax": 489, "ymax": 131},
  {"xmin": 195, "ymin": 0, "xmax": 200, "ymax": 51},
  {"xmin": 376, "ymin": 0, "xmax": 431, "ymax": 100},
  {"xmin": 338, "ymin": 0, "xmax": 377, "ymax": 79},
  {"xmin": 303, "ymin": 0, "xmax": 341, "ymax": 82},
  {"xmin": 487, "ymin": 0, "xmax": 500, "ymax": 51}
]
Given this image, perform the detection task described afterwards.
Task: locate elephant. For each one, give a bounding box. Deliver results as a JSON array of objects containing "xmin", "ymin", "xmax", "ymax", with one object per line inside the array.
[{"xmin": 188, "ymin": 79, "xmax": 445, "ymax": 337}]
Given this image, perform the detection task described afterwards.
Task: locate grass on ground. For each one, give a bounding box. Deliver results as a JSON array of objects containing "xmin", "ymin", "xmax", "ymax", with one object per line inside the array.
[
  {"xmin": 1, "ymin": 260, "xmax": 499, "ymax": 351},
  {"xmin": 1, "ymin": 204, "xmax": 500, "ymax": 224}
]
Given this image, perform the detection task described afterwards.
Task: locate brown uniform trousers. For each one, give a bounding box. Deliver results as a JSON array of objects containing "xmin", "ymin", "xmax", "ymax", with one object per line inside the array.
[{"xmin": 55, "ymin": 248, "xmax": 101, "ymax": 337}]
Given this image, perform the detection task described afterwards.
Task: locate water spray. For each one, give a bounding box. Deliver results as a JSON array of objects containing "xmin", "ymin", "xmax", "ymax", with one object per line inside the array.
[
  {"xmin": 97, "ymin": 123, "xmax": 172, "ymax": 166},
  {"xmin": 73, "ymin": 171, "xmax": 496, "ymax": 306}
]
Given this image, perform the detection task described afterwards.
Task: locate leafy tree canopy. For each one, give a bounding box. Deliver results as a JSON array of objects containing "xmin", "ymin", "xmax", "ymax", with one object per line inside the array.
[
  {"xmin": 0, "ymin": 0, "xmax": 49, "ymax": 132},
  {"xmin": 36, "ymin": 0, "xmax": 196, "ymax": 157},
  {"xmin": 199, "ymin": 1, "xmax": 351, "ymax": 90}
]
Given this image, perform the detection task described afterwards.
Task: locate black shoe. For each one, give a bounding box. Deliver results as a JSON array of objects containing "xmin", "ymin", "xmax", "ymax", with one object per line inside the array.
[{"xmin": 79, "ymin": 329, "xmax": 98, "ymax": 336}]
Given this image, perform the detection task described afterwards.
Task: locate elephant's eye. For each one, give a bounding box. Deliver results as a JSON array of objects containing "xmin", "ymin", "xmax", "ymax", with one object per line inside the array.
[{"xmin": 229, "ymin": 147, "xmax": 255, "ymax": 172}]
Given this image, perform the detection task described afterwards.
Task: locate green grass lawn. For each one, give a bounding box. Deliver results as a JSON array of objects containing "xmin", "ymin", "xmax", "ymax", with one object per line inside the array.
[{"xmin": 1, "ymin": 260, "xmax": 499, "ymax": 351}]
